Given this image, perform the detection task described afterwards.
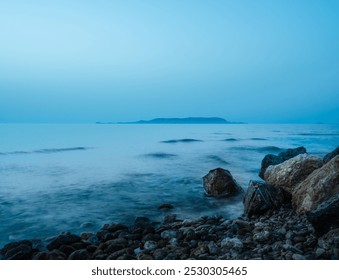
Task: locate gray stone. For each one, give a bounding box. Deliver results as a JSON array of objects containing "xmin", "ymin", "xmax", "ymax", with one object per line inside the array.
[
  {"xmin": 161, "ymin": 230, "xmax": 177, "ymax": 240},
  {"xmin": 259, "ymin": 146, "xmax": 306, "ymax": 179},
  {"xmin": 264, "ymin": 154, "xmax": 323, "ymax": 194},
  {"xmin": 221, "ymin": 237, "xmax": 243, "ymax": 249},
  {"xmin": 144, "ymin": 241, "xmax": 157, "ymax": 251},
  {"xmin": 203, "ymin": 168, "xmax": 243, "ymax": 197},
  {"xmin": 292, "ymin": 253, "xmax": 306, "ymax": 260},
  {"xmin": 253, "ymin": 231, "xmax": 271, "ymax": 243},
  {"xmin": 292, "ymin": 156, "xmax": 339, "ymax": 214}
]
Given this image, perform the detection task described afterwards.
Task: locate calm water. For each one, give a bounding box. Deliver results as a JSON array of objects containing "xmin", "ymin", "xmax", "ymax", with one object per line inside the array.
[{"xmin": 0, "ymin": 123, "xmax": 338, "ymax": 247}]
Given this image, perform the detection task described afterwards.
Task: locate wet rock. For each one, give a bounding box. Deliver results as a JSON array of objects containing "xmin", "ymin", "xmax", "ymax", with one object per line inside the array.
[
  {"xmin": 264, "ymin": 154, "xmax": 323, "ymax": 194},
  {"xmin": 307, "ymin": 194, "xmax": 339, "ymax": 235},
  {"xmin": 243, "ymin": 180, "xmax": 284, "ymax": 216},
  {"xmin": 134, "ymin": 217, "xmax": 151, "ymax": 226},
  {"xmin": 323, "ymin": 146, "xmax": 339, "ymax": 163},
  {"xmin": 164, "ymin": 214, "xmax": 177, "ymax": 223},
  {"xmin": 2, "ymin": 240, "xmax": 33, "ymax": 260},
  {"xmin": 103, "ymin": 223, "xmax": 129, "ymax": 233},
  {"xmin": 292, "ymin": 253, "xmax": 306, "ymax": 260},
  {"xmin": 203, "ymin": 168, "xmax": 243, "ymax": 197},
  {"xmin": 144, "ymin": 241, "xmax": 157, "ymax": 251},
  {"xmin": 161, "ymin": 230, "xmax": 177, "ymax": 240},
  {"xmin": 158, "ymin": 204, "xmax": 174, "ymax": 210},
  {"xmin": 33, "ymin": 249, "xmax": 66, "ymax": 260},
  {"xmin": 259, "ymin": 146, "xmax": 306, "ymax": 179},
  {"xmin": 46, "ymin": 234, "xmax": 81, "ymax": 251},
  {"xmin": 253, "ymin": 231, "xmax": 271, "ymax": 243},
  {"xmin": 104, "ymin": 238, "xmax": 128, "ymax": 253},
  {"xmin": 207, "ymin": 241, "xmax": 220, "ymax": 255},
  {"xmin": 292, "ymin": 156, "xmax": 339, "ymax": 214},
  {"xmin": 221, "ymin": 237, "xmax": 243, "ymax": 249},
  {"xmin": 68, "ymin": 249, "xmax": 91, "ymax": 260}
]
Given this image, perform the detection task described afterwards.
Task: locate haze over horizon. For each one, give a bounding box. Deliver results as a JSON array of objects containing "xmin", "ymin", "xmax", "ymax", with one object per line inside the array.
[{"xmin": 1, "ymin": 1, "xmax": 338, "ymax": 124}]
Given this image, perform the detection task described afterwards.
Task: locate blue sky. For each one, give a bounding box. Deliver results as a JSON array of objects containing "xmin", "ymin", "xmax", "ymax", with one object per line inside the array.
[{"xmin": 0, "ymin": 0, "xmax": 338, "ymax": 123}]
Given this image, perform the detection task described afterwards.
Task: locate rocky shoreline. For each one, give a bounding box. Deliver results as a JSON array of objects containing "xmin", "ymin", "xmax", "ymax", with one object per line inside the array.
[{"xmin": 1, "ymin": 146, "xmax": 338, "ymax": 260}]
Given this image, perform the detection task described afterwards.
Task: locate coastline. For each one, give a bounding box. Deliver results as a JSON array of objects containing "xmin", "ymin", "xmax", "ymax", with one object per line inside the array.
[{"xmin": 1, "ymin": 146, "xmax": 338, "ymax": 260}]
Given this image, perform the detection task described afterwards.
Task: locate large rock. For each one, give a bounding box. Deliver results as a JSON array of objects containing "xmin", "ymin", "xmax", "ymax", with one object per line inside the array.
[
  {"xmin": 46, "ymin": 233, "xmax": 81, "ymax": 251},
  {"xmin": 264, "ymin": 154, "xmax": 323, "ymax": 194},
  {"xmin": 307, "ymin": 194, "xmax": 339, "ymax": 235},
  {"xmin": 259, "ymin": 146, "xmax": 306, "ymax": 179},
  {"xmin": 202, "ymin": 168, "xmax": 243, "ymax": 197},
  {"xmin": 323, "ymin": 146, "xmax": 339, "ymax": 163},
  {"xmin": 292, "ymin": 155, "xmax": 339, "ymax": 214},
  {"xmin": 243, "ymin": 180, "xmax": 284, "ymax": 216}
]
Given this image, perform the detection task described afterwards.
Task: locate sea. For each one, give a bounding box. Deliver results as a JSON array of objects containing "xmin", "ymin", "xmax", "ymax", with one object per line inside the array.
[{"xmin": 0, "ymin": 123, "xmax": 338, "ymax": 247}]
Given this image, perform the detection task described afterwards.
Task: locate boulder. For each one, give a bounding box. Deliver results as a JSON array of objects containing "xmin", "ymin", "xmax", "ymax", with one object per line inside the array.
[
  {"xmin": 243, "ymin": 180, "xmax": 284, "ymax": 216},
  {"xmin": 46, "ymin": 233, "xmax": 81, "ymax": 251},
  {"xmin": 259, "ymin": 146, "xmax": 306, "ymax": 179},
  {"xmin": 202, "ymin": 168, "xmax": 243, "ymax": 197},
  {"xmin": 307, "ymin": 194, "xmax": 339, "ymax": 235},
  {"xmin": 264, "ymin": 154, "xmax": 323, "ymax": 194},
  {"xmin": 323, "ymin": 146, "xmax": 339, "ymax": 163},
  {"xmin": 292, "ymin": 155, "xmax": 339, "ymax": 214}
]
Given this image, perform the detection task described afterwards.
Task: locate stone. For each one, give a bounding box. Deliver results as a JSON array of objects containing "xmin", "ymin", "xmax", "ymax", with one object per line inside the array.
[
  {"xmin": 292, "ymin": 156, "xmax": 339, "ymax": 214},
  {"xmin": 259, "ymin": 146, "xmax": 306, "ymax": 179},
  {"xmin": 264, "ymin": 154, "xmax": 323, "ymax": 194},
  {"xmin": 207, "ymin": 241, "xmax": 220, "ymax": 255},
  {"xmin": 243, "ymin": 180, "xmax": 284, "ymax": 216},
  {"xmin": 68, "ymin": 249, "xmax": 91, "ymax": 260},
  {"xmin": 202, "ymin": 168, "xmax": 243, "ymax": 197},
  {"xmin": 292, "ymin": 253, "xmax": 306, "ymax": 260},
  {"xmin": 46, "ymin": 234, "xmax": 81, "ymax": 251},
  {"xmin": 2, "ymin": 241, "xmax": 33, "ymax": 260},
  {"xmin": 134, "ymin": 217, "xmax": 151, "ymax": 226},
  {"xmin": 221, "ymin": 237, "xmax": 243, "ymax": 249},
  {"xmin": 144, "ymin": 241, "xmax": 157, "ymax": 251},
  {"xmin": 323, "ymin": 146, "xmax": 339, "ymax": 163},
  {"xmin": 104, "ymin": 238, "xmax": 128, "ymax": 253},
  {"xmin": 164, "ymin": 214, "xmax": 177, "ymax": 223},
  {"xmin": 253, "ymin": 231, "xmax": 271, "ymax": 243},
  {"xmin": 306, "ymin": 194, "xmax": 339, "ymax": 235},
  {"xmin": 316, "ymin": 229, "xmax": 339, "ymax": 259},
  {"xmin": 103, "ymin": 223, "xmax": 129, "ymax": 233},
  {"xmin": 158, "ymin": 204, "xmax": 174, "ymax": 210},
  {"xmin": 160, "ymin": 230, "xmax": 177, "ymax": 240}
]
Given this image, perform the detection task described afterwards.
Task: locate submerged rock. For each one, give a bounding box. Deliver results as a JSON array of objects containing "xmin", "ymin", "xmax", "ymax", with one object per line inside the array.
[
  {"xmin": 264, "ymin": 154, "xmax": 323, "ymax": 194},
  {"xmin": 243, "ymin": 180, "xmax": 284, "ymax": 216},
  {"xmin": 202, "ymin": 168, "xmax": 243, "ymax": 197},
  {"xmin": 259, "ymin": 146, "xmax": 306, "ymax": 179},
  {"xmin": 292, "ymin": 156, "xmax": 339, "ymax": 214}
]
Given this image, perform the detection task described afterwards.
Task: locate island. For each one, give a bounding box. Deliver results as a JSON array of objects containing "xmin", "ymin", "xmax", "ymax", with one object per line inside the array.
[{"xmin": 97, "ymin": 117, "xmax": 244, "ymax": 124}]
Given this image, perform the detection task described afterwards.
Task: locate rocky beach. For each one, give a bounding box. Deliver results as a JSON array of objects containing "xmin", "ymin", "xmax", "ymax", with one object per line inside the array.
[{"xmin": 1, "ymin": 146, "xmax": 338, "ymax": 260}]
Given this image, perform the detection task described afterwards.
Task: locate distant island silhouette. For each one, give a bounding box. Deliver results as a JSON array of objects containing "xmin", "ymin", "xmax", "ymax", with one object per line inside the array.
[{"xmin": 96, "ymin": 117, "xmax": 244, "ymax": 124}]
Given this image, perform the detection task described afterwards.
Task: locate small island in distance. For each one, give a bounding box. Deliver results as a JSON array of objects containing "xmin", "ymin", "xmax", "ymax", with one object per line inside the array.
[{"xmin": 96, "ymin": 117, "xmax": 244, "ymax": 124}]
